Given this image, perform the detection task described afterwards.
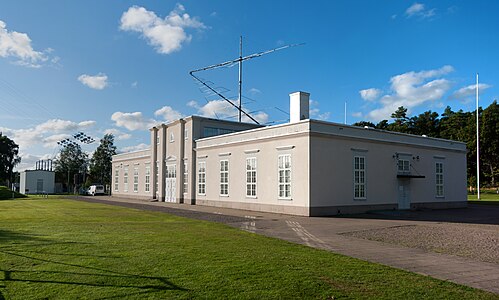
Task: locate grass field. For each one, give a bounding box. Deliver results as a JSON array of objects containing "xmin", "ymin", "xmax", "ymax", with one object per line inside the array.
[
  {"xmin": 1, "ymin": 197, "xmax": 497, "ymax": 299},
  {"xmin": 0, "ymin": 186, "xmax": 27, "ymax": 200},
  {"xmin": 468, "ymin": 193, "xmax": 499, "ymax": 204}
]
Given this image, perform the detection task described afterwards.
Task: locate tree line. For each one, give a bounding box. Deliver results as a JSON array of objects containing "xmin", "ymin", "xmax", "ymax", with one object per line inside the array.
[{"xmin": 353, "ymin": 101, "xmax": 499, "ymax": 188}]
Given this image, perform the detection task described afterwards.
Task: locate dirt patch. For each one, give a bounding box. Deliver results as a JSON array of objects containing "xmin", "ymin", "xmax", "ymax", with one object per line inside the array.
[{"xmin": 342, "ymin": 223, "xmax": 499, "ymax": 264}]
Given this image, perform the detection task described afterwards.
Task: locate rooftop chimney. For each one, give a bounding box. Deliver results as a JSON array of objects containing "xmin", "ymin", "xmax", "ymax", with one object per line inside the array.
[{"xmin": 289, "ymin": 91, "xmax": 310, "ymax": 123}]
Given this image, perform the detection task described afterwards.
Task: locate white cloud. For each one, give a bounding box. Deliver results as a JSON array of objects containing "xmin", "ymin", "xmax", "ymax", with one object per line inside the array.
[
  {"xmin": 104, "ymin": 128, "xmax": 132, "ymax": 140},
  {"xmin": 366, "ymin": 65, "xmax": 454, "ymax": 121},
  {"xmin": 351, "ymin": 112, "xmax": 363, "ymax": 118},
  {"xmin": 0, "ymin": 20, "xmax": 48, "ymax": 68},
  {"xmin": 78, "ymin": 73, "xmax": 108, "ymax": 90},
  {"xmin": 0, "ymin": 118, "xmax": 96, "ymax": 151},
  {"xmin": 154, "ymin": 106, "xmax": 182, "ymax": 122},
  {"xmin": 248, "ymin": 88, "xmax": 261, "ymax": 95},
  {"xmin": 120, "ymin": 4, "xmax": 206, "ymax": 55},
  {"xmin": 131, "ymin": 81, "xmax": 138, "ymax": 88},
  {"xmin": 111, "ymin": 111, "xmax": 156, "ymax": 131},
  {"xmin": 405, "ymin": 3, "xmax": 436, "ymax": 19},
  {"xmin": 188, "ymin": 99, "xmax": 268, "ymax": 124},
  {"xmin": 451, "ymin": 83, "xmax": 492, "ymax": 100},
  {"xmin": 309, "ymin": 100, "xmax": 331, "ymax": 121},
  {"xmin": 359, "ymin": 88, "xmax": 382, "ymax": 101},
  {"xmin": 120, "ymin": 143, "xmax": 149, "ymax": 153}
]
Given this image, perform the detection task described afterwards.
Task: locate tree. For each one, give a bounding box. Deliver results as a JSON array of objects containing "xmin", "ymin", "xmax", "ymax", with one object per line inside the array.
[
  {"xmin": 352, "ymin": 121, "xmax": 376, "ymax": 128},
  {"xmin": 54, "ymin": 143, "xmax": 88, "ymax": 193},
  {"xmin": 89, "ymin": 134, "xmax": 117, "ymax": 186},
  {"xmin": 480, "ymin": 101, "xmax": 499, "ymax": 186},
  {"xmin": 388, "ymin": 106, "xmax": 412, "ymax": 133},
  {"xmin": 0, "ymin": 133, "xmax": 21, "ymax": 187},
  {"xmin": 411, "ymin": 110, "xmax": 440, "ymax": 137}
]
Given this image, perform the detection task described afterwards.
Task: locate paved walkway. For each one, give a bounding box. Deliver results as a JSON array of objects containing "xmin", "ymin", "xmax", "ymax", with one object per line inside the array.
[{"xmin": 74, "ymin": 196, "xmax": 499, "ymax": 294}]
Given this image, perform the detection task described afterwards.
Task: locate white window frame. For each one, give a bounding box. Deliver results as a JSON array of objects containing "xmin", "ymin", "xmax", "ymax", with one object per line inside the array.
[
  {"xmin": 170, "ymin": 132, "xmax": 174, "ymax": 143},
  {"xmin": 145, "ymin": 164, "xmax": 151, "ymax": 192},
  {"xmin": 183, "ymin": 161, "xmax": 188, "ymax": 194},
  {"xmin": 246, "ymin": 157, "xmax": 257, "ymax": 198},
  {"xmin": 198, "ymin": 161, "xmax": 206, "ymax": 195},
  {"xmin": 436, "ymin": 161, "xmax": 444, "ymax": 197},
  {"xmin": 133, "ymin": 166, "xmax": 139, "ymax": 192},
  {"xmin": 123, "ymin": 166, "xmax": 129, "ymax": 192},
  {"xmin": 353, "ymin": 156, "xmax": 366, "ymax": 199},
  {"xmin": 114, "ymin": 169, "xmax": 119, "ymax": 191},
  {"xmin": 155, "ymin": 161, "xmax": 159, "ymax": 196},
  {"xmin": 220, "ymin": 160, "xmax": 229, "ymax": 196},
  {"xmin": 278, "ymin": 154, "xmax": 292, "ymax": 199},
  {"xmin": 398, "ymin": 159, "xmax": 410, "ymax": 173},
  {"xmin": 156, "ymin": 135, "xmax": 160, "ymax": 144},
  {"xmin": 184, "ymin": 129, "xmax": 188, "ymax": 140}
]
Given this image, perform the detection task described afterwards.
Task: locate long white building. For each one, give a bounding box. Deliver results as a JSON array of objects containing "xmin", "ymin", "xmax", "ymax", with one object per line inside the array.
[{"xmin": 111, "ymin": 91, "xmax": 467, "ymax": 216}]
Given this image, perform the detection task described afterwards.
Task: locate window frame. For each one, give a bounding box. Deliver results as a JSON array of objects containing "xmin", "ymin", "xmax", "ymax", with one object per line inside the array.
[
  {"xmin": 436, "ymin": 161, "xmax": 444, "ymax": 197},
  {"xmin": 353, "ymin": 156, "xmax": 366, "ymax": 200},
  {"xmin": 246, "ymin": 157, "xmax": 257, "ymax": 198},
  {"xmin": 145, "ymin": 164, "xmax": 151, "ymax": 192},
  {"xmin": 220, "ymin": 160, "xmax": 229, "ymax": 196},
  {"xmin": 114, "ymin": 168, "xmax": 119, "ymax": 191},
  {"xmin": 133, "ymin": 166, "xmax": 139, "ymax": 192},
  {"xmin": 278, "ymin": 154, "xmax": 292, "ymax": 200},
  {"xmin": 198, "ymin": 161, "xmax": 206, "ymax": 195},
  {"xmin": 123, "ymin": 166, "xmax": 129, "ymax": 192},
  {"xmin": 183, "ymin": 161, "xmax": 188, "ymax": 194}
]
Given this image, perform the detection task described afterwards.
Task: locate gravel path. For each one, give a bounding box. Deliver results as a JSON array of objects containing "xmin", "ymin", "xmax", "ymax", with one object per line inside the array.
[{"xmin": 342, "ymin": 222, "xmax": 499, "ymax": 264}]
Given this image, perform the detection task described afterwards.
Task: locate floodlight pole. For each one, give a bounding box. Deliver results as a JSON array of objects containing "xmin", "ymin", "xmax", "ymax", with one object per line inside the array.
[
  {"xmin": 238, "ymin": 36, "xmax": 243, "ymax": 122},
  {"xmin": 476, "ymin": 73, "xmax": 480, "ymax": 200}
]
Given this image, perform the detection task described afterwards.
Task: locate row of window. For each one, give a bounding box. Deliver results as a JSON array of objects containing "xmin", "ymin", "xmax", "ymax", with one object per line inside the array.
[
  {"xmin": 197, "ymin": 155, "xmax": 292, "ymax": 199},
  {"xmin": 114, "ymin": 164, "xmax": 150, "ymax": 193}
]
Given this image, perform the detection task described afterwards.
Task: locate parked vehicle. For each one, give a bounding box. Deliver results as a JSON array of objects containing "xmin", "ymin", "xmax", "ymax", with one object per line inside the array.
[{"xmin": 87, "ymin": 185, "xmax": 105, "ymax": 196}]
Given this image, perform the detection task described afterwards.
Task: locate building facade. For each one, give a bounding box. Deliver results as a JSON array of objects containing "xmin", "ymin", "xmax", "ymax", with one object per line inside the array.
[
  {"xmin": 111, "ymin": 92, "xmax": 467, "ymax": 216},
  {"xmin": 20, "ymin": 170, "xmax": 55, "ymax": 194}
]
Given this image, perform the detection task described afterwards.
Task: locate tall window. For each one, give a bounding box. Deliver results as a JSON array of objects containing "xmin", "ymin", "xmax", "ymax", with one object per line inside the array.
[
  {"xmin": 114, "ymin": 169, "xmax": 119, "ymax": 191},
  {"xmin": 353, "ymin": 156, "xmax": 366, "ymax": 199},
  {"xmin": 183, "ymin": 162, "xmax": 188, "ymax": 194},
  {"xmin": 436, "ymin": 162, "xmax": 444, "ymax": 197},
  {"xmin": 220, "ymin": 160, "xmax": 229, "ymax": 196},
  {"xmin": 124, "ymin": 166, "xmax": 129, "ymax": 192},
  {"xmin": 246, "ymin": 158, "xmax": 257, "ymax": 197},
  {"xmin": 145, "ymin": 164, "xmax": 151, "ymax": 192},
  {"xmin": 155, "ymin": 162, "xmax": 159, "ymax": 195},
  {"xmin": 278, "ymin": 155, "xmax": 291, "ymax": 199},
  {"xmin": 133, "ymin": 166, "xmax": 139, "ymax": 192},
  {"xmin": 198, "ymin": 162, "xmax": 206, "ymax": 195},
  {"xmin": 170, "ymin": 132, "xmax": 174, "ymax": 142}
]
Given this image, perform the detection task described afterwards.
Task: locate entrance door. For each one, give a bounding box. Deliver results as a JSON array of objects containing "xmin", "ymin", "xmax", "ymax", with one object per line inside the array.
[
  {"xmin": 398, "ymin": 180, "xmax": 410, "ymax": 210},
  {"xmin": 36, "ymin": 179, "xmax": 44, "ymax": 193},
  {"xmin": 165, "ymin": 164, "xmax": 176, "ymax": 203}
]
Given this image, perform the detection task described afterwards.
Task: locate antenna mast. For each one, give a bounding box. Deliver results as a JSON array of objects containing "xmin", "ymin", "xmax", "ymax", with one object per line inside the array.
[{"xmin": 190, "ymin": 37, "xmax": 304, "ymax": 124}]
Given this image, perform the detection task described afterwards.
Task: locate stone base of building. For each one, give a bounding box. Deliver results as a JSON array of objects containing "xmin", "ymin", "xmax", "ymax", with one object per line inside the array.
[
  {"xmin": 410, "ymin": 201, "xmax": 467, "ymax": 210},
  {"xmin": 110, "ymin": 194, "xmax": 153, "ymax": 201},
  {"xmin": 195, "ymin": 199, "xmax": 310, "ymax": 216}
]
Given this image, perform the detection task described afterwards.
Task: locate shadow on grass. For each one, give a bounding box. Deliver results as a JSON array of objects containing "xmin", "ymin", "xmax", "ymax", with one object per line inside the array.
[{"xmin": 0, "ymin": 230, "xmax": 47, "ymax": 243}]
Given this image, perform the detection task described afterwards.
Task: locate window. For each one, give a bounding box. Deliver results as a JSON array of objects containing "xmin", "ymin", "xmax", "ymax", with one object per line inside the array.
[
  {"xmin": 246, "ymin": 158, "xmax": 257, "ymax": 197},
  {"xmin": 398, "ymin": 159, "xmax": 410, "ymax": 173},
  {"xmin": 203, "ymin": 127, "xmax": 237, "ymax": 138},
  {"xmin": 220, "ymin": 160, "xmax": 229, "ymax": 196},
  {"xmin": 436, "ymin": 162, "xmax": 444, "ymax": 197},
  {"xmin": 133, "ymin": 166, "xmax": 139, "ymax": 192},
  {"xmin": 183, "ymin": 162, "xmax": 188, "ymax": 194},
  {"xmin": 278, "ymin": 155, "xmax": 292, "ymax": 199},
  {"xmin": 145, "ymin": 164, "xmax": 151, "ymax": 192},
  {"xmin": 198, "ymin": 162, "xmax": 206, "ymax": 195},
  {"xmin": 170, "ymin": 132, "xmax": 174, "ymax": 142},
  {"xmin": 155, "ymin": 162, "xmax": 159, "ymax": 195},
  {"xmin": 354, "ymin": 156, "xmax": 366, "ymax": 199},
  {"xmin": 184, "ymin": 129, "xmax": 188, "ymax": 140},
  {"xmin": 156, "ymin": 135, "xmax": 160, "ymax": 144},
  {"xmin": 114, "ymin": 169, "xmax": 119, "ymax": 191},
  {"xmin": 124, "ymin": 166, "xmax": 129, "ymax": 192}
]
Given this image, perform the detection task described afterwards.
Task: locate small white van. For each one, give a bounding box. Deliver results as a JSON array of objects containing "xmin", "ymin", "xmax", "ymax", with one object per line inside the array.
[{"xmin": 87, "ymin": 185, "xmax": 105, "ymax": 196}]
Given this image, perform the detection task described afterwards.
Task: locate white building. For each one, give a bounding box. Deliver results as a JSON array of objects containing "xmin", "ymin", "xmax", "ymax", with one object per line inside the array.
[
  {"xmin": 111, "ymin": 91, "xmax": 467, "ymax": 216},
  {"xmin": 20, "ymin": 170, "xmax": 55, "ymax": 194}
]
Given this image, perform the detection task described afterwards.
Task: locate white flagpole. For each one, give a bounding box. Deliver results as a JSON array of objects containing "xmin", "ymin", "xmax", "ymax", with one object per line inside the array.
[
  {"xmin": 476, "ymin": 73, "xmax": 480, "ymax": 200},
  {"xmin": 344, "ymin": 101, "xmax": 347, "ymax": 124}
]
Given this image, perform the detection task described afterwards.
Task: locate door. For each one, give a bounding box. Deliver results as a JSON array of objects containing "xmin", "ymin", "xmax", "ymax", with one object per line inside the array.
[
  {"xmin": 398, "ymin": 180, "xmax": 410, "ymax": 210},
  {"xmin": 165, "ymin": 164, "xmax": 176, "ymax": 203},
  {"xmin": 36, "ymin": 179, "xmax": 44, "ymax": 193}
]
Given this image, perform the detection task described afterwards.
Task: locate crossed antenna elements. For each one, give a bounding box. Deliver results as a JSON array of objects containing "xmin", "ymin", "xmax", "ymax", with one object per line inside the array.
[
  {"xmin": 189, "ymin": 37, "xmax": 304, "ymax": 124},
  {"xmin": 57, "ymin": 132, "xmax": 95, "ymax": 148}
]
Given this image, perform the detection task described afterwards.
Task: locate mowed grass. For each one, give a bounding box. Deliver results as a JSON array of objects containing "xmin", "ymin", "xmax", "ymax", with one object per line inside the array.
[
  {"xmin": 468, "ymin": 193, "xmax": 499, "ymax": 205},
  {"xmin": 0, "ymin": 198, "xmax": 497, "ymax": 299}
]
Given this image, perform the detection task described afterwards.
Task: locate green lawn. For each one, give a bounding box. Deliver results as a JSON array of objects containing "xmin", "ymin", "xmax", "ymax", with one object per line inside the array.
[
  {"xmin": 0, "ymin": 186, "xmax": 27, "ymax": 200},
  {"xmin": 1, "ymin": 198, "xmax": 497, "ymax": 299},
  {"xmin": 468, "ymin": 193, "xmax": 499, "ymax": 205}
]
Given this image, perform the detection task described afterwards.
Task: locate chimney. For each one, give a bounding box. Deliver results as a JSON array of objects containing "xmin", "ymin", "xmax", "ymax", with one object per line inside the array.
[{"xmin": 289, "ymin": 91, "xmax": 310, "ymax": 123}]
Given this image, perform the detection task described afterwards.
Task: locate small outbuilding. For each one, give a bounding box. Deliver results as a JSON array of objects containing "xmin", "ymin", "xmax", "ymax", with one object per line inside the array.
[{"xmin": 20, "ymin": 169, "xmax": 55, "ymax": 194}]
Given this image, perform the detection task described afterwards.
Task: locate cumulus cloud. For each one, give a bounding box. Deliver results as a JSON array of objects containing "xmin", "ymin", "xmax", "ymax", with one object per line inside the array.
[
  {"xmin": 154, "ymin": 106, "xmax": 183, "ymax": 122},
  {"xmin": 104, "ymin": 128, "xmax": 132, "ymax": 140},
  {"xmin": 365, "ymin": 65, "xmax": 454, "ymax": 121},
  {"xmin": 359, "ymin": 88, "xmax": 382, "ymax": 101},
  {"xmin": 78, "ymin": 73, "xmax": 109, "ymax": 90},
  {"xmin": 0, "ymin": 20, "xmax": 49, "ymax": 68},
  {"xmin": 120, "ymin": 143, "xmax": 149, "ymax": 153},
  {"xmin": 309, "ymin": 100, "xmax": 331, "ymax": 121},
  {"xmin": 188, "ymin": 99, "xmax": 268, "ymax": 124},
  {"xmin": 450, "ymin": 83, "xmax": 492, "ymax": 100},
  {"xmin": 111, "ymin": 111, "xmax": 157, "ymax": 131},
  {"xmin": 405, "ymin": 3, "xmax": 436, "ymax": 19},
  {"xmin": 120, "ymin": 4, "xmax": 206, "ymax": 55},
  {"xmin": 0, "ymin": 118, "xmax": 96, "ymax": 150}
]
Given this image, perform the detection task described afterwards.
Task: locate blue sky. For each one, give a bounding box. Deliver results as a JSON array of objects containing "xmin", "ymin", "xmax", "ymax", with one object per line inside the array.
[{"xmin": 0, "ymin": 0, "xmax": 497, "ymax": 170}]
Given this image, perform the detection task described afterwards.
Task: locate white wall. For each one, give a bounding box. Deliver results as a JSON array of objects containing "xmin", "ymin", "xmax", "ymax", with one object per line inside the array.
[{"xmin": 20, "ymin": 170, "xmax": 55, "ymax": 194}]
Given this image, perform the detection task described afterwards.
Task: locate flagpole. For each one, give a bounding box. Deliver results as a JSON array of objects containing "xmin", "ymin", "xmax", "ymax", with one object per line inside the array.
[{"xmin": 476, "ymin": 73, "xmax": 480, "ymax": 200}]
